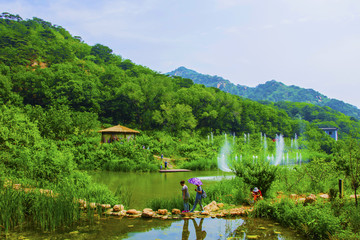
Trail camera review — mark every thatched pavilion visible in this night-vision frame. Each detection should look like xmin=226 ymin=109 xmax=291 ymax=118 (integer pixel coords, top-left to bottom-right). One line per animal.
xmin=98 ymin=125 xmax=140 ymax=143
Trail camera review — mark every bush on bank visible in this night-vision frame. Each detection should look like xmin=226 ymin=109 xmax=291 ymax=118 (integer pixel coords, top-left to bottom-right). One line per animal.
xmin=252 ymin=198 xmax=360 ymax=240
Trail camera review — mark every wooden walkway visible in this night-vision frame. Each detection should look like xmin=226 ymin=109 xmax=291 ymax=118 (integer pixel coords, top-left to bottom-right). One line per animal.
xmin=159 ymin=169 xmax=191 ymax=173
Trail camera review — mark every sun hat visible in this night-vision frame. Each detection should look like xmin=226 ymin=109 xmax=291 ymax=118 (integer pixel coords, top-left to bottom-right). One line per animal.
xmin=253 ymin=187 xmax=259 ymax=192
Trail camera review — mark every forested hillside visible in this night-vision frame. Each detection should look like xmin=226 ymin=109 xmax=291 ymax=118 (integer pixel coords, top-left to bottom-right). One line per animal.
xmin=168 ymin=66 xmax=360 ymax=119
xmin=1 ymin=12 xmax=303 ymax=138
xmin=1 ymin=12 xmax=360 ymax=180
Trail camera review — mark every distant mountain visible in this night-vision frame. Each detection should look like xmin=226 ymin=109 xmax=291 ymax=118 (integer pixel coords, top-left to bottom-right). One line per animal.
xmin=167 ymin=66 xmax=360 ymax=120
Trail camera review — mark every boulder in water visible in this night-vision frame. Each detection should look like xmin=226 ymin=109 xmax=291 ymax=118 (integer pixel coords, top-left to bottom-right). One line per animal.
xmin=204 ymin=201 xmax=219 ymax=212
xmin=141 ymin=208 xmax=154 ymax=218
xmin=113 ymin=204 xmax=124 ymax=212
xmin=172 ymin=208 xmax=181 ymax=214
xmin=126 ymin=209 xmax=139 ymax=215
xmin=157 ymin=209 xmax=168 ymax=215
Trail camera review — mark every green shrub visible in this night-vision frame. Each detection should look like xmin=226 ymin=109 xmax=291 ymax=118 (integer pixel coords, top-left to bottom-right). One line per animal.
xmin=233 ymin=157 xmax=277 ymax=196
xmin=178 ymin=158 xmax=217 ymax=170
xmin=253 ymin=199 xmax=342 ymax=239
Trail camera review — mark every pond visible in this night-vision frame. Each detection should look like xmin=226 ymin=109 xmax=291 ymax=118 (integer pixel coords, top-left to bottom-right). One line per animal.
xmin=89 ymin=170 xmax=235 ymax=209
xmin=5 ymin=171 xmax=306 ymax=239
xmin=8 ymin=216 xmax=305 ymax=239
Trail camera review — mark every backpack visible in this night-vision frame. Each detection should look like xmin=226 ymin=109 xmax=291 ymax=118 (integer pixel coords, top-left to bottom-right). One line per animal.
xmin=201 ymin=189 xmax=207 ymax=198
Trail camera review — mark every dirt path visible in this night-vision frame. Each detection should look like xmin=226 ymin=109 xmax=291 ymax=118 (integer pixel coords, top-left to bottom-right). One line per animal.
xmin=154 ymin=155 xmax=175 ymax=168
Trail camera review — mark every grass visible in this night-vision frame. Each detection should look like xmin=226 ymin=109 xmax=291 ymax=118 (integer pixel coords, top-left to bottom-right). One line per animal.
xmin=177 ymin=158 xmax=217 ymax=170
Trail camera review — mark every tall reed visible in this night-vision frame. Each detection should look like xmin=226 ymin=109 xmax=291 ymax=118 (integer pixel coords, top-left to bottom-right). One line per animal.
xmin=0 ymin=188 xmax=25 ymax=233
xmin=0 ymin=186 xmax=81 ymax=234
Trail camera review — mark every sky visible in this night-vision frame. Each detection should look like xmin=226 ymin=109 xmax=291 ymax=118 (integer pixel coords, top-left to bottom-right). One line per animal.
xmin=1 ymin=0 xmax=360 ymax=108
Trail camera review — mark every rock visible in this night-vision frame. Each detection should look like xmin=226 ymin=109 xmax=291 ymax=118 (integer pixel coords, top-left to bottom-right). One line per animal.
xmin=111 ymin=211 xmax=122 ymax=216
xmin=141 ymin=208 xmax=155 ymax=218
xmin=172 ymin=208 xmax=181 ymax=214
xmin=78 ymin=199 xmax=86 ymax=208
xmin=126 ymin=209 xmax=139 ymax=215
xmin=113 ymin=204 xmax=124 ymax=212
xmin=216 ymin=213 xmax=224 ymax=218
xmin=121 ymin=210 xmax=127 ymax=215
xmin=204 ymin=201 xmax=219 ymax=212
xmin=39 ymin=189 xmax=53 ymax=196
xmin=89 ymin=202 xmax=97 ymax=209
xmin=200 ymin=211 xmax=209 ymax=215
xmin=23 ymin=188 xmax=33 ymax=193
xmin=157 ymin=209 xmax=168 ymax=215
xmin=217 ymin=203 xmax=224 ymax=208
xmin=289 ymin=194 xmax=298 ymax=199
xmin=141 ymin=212 xmax=155 ymax=218
xmin=304 ymin=194 xmax=317 ymax=205
xmin=319 ymin=194 xmax=330 ymax=199
xmin=101 ymin=204 xmax=112 ymax=209
xmin=231 ymin=208 xmax=247 ymax=216
xmin=350 ymin=194 xmax=360 ymax=199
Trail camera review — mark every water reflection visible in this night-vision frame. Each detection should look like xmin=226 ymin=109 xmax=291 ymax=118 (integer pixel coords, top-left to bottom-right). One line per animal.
xmin=8 ymin=217 xmax=305 ymax=239
xmin=182 ymin=218 xmax=207 ymax=240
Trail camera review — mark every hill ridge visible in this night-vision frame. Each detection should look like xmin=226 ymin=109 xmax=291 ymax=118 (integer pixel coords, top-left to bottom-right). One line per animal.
xmin=167 ymin=66 xmax=360 ymax=119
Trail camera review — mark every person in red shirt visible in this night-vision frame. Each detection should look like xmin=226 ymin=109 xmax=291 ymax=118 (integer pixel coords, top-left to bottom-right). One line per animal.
xmin=252 ymin=187 xmax=263 ymax=201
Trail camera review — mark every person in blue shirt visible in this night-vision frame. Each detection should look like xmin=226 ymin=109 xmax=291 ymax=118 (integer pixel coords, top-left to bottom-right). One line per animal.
xmin=190 ymin=184 xmax=204 ymax=212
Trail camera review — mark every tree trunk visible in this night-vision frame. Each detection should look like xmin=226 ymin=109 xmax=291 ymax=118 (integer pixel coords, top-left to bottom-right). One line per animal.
xmin=355 ymin=187 xmax=358 ymax=207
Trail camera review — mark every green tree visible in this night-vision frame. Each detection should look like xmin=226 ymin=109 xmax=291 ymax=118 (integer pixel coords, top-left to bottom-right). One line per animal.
xmin=334 ymin=136 xmax=360 ymax=206
xmin=153 ymin=104 xmax=197 ymax=134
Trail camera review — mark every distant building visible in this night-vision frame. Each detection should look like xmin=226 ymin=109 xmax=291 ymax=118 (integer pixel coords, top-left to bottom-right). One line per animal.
xmin=319 ymin=127 xmax=338 ymax=141
xmin=98 ymin=125 xmax=140 ymax=143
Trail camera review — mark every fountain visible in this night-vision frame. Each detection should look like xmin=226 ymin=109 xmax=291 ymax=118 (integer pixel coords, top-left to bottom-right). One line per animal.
xmin=217 ymin=133 xmax=232 ymax=172
xmin=216 ymin=132 xmax=304 ymax=169
xmin=275 ymin=134 xmax=285 ymax=165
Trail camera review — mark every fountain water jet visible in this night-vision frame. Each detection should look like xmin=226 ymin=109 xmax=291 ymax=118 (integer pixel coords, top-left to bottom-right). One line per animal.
xmin=217 ymin=133 xmax=232 ymax=172
xmin=275 ymin=134 xmax=285 ymax=165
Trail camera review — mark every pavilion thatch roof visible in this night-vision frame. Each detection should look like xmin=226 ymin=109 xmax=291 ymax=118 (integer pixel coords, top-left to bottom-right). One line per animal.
xmin=97 ymin=125 xmax=140 ymax=134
